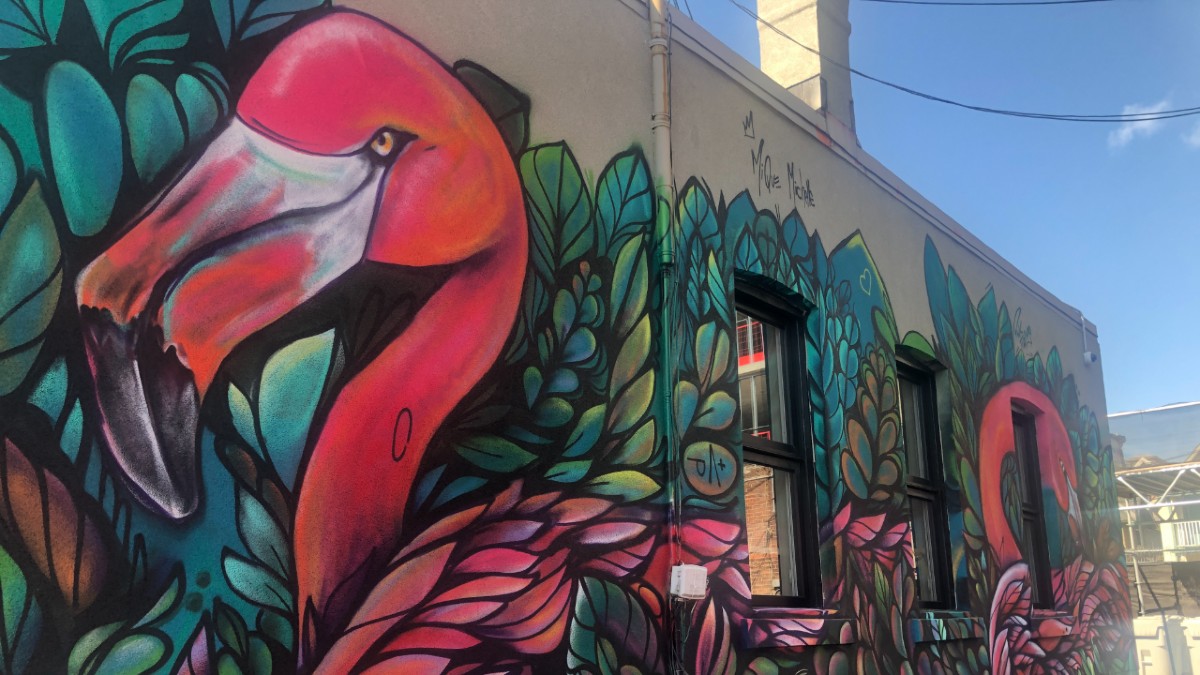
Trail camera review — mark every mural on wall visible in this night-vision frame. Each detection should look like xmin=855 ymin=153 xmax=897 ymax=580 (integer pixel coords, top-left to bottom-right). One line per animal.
xmin=0 ymin=2 xmax=1132 ymax=673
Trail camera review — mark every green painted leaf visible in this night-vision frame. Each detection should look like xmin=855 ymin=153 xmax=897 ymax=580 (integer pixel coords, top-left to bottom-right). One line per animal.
xmin=82 ymin=0 xmax=184 ymax=68
xmin=586 ymin=471 xmax=660 ymax=502
xmin=611 ymin=419 xmax=656 ymax=466
xmin=0 ymin=544 xmax=41 ymax=673
xmin=455 ymin=434 xmax=537 ymax=473
xmin=93 ymin=634 xmax=168 ymax=675
xmin=520 ymin=142 xmax=593 ymax=277
xmin=68 ymin=622 xmax=122 ymax=675
xmin=0 ymin=181 xmax=62 ymax=395
xmin=609 ymin=315 xmax=650 ymax=395
xmin=534 ymin=396 xmax=573 ymax=428
xmin=215 ymin=601 xmax=248 ymax=658
xmin=900 ymin=331 xmax=935 ymax=361
xmin=594 ymin=150 xmax=653 ymax=256
xmin=609 ymin=237 xmax=648 ymax=339
xmin=222 ymin=549 xmax=292 ymax=615
xmin=126 ymin=74 xmax=185 ymax=182
xmin=45 ymin=62 xmax=122 ymax=237
xmin=609 ymin=371 xmax=653 ymax=436
xmin=236 ymin=488 xmax=289 ymax=580
xmin=258 ymin=329 xmax=334 ymax=489
xmin=246 ymin=635 xmax=272 ymax=675
xmin=454 ymin=61 xmax=530 ymax=157
xmin=133 ymin=572 xmax=182 ymax=629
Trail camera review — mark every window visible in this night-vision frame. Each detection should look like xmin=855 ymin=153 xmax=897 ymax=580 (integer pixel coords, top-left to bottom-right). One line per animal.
xmin=898 ymin=365 xmax=953 ymax=608
xmin=737 ymin=290 xmax=818 ymax=606
xmin=1012 ymin=409 xmax=1053 ymax=607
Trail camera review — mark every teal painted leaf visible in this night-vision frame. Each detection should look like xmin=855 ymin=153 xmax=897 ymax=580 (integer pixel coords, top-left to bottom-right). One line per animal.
xmin=221 ymin=549 xmax=292 ymax=615
xmin=61 ymin=400 xmax=83 ymax=461
xmin=257 ymin=609 xmax=293 ymax=651
xmin=586 ymin=471 xmax=660 ymax=502
xmin=0 ymin=544 xmax=41 ymax=673
xmin=455 ymin=434 xmax=538 ymax=473
xmin=236 ymin=488 xmax=289 ymax=579
xmin=0 ymin=140 xmax=15 ymax=213
xmin=520 ymin=142 xmax=593 ymax=278
xmin=594 ymin=150 xmax=653 ymax=256
xmin=28 ymin=356 xmax=67 ymax=421
xmin=694 ymin=322 xmax=730 ymax=390
xmin=82 ymin=0 xmax=184 ymax=69
xmin=0 ymin=181 xmax=62 ymax=396
xmin=694 ymin=392 xmax=735 ymax=430
xmin=0 ymin=0 xmax=64 ymax=55
xmin=432 ymin=476 xmax=487 ymax=508
xmin=45 ymin=62 xmax=122 ymax=237
xmin=567 ymin=577 xmax=660 ymax=674
xmin=210 ymin=0 xmax=326 ymax=48
xmin=126 ymin=74 xmax=185 ymax=182
xmin=564 ymin=405 xmax=605 ymax=458
xmin=258 ymin=329 xmax=335 ymax=489
xmin=175 ymin=73 xmax=221 ymax=145
xmin=0 ymin=84 xmax=40 ymax=175
xmin=546 ymin=460 xmax=591 ymax=483
xmin=453 ymin=61 xmax=530 ymax=157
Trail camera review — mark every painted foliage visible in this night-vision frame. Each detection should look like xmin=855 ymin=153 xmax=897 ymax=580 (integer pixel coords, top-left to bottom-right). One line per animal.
xmin=0 ymin=3 xmax=1131 ymax=673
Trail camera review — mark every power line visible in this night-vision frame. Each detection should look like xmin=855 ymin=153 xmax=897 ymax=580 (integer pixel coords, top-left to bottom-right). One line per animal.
xmin=861 ymin=0 xmax=1117 ymax=6
xmin=723 ymin=0 xmax=1200 ymax=122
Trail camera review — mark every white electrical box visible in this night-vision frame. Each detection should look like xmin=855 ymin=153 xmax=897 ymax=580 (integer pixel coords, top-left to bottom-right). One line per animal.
xmin=670 ymin=564 xmax=708 ymax=600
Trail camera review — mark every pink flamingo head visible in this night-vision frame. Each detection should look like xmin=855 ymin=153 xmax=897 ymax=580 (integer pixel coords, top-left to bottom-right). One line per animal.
xmin=75 ymin=10 xmax=526 ymax=519
xmin=979 ymin=382 xmax=1081 ymax=569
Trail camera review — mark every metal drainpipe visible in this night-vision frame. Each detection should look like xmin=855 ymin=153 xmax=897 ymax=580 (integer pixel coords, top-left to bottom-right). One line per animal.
xmin=649 ymin=1 xmax=685 ymax=670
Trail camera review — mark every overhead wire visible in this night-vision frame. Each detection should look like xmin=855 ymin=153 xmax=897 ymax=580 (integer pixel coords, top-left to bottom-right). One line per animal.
xmin=861 ymin=0 xmax=1118 ymax=6
xmin=720 ymin=0 xmax=1200 ymax=122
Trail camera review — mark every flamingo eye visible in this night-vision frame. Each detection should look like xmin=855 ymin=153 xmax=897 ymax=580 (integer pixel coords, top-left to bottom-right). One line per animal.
xmin=369 ymin=129 xmax=410 ymax=160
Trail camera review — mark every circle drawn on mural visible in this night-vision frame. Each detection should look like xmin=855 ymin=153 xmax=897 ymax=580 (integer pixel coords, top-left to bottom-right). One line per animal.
xmin=683 ymin=441 xmax=736 ymax=497
xmin=392 ymin=408 xmax=413 ymax=462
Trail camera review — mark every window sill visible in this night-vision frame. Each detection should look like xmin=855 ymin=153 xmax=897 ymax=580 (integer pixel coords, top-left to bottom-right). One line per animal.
xmin=907 ymin=612 xmax=986 ymax=644
xmin=739 ymin=608 xmax=858 ymax=649
xmin=1029 ymin=610 xmax=1076 ymax=637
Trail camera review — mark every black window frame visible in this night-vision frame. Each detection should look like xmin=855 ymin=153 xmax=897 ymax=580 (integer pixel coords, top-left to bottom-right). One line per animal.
xmin=897 ymin=362 xmax=954 ymax=610
xmin=1012 ymin=408 xmax=1054 ymax=608
xmin=735 ymin=287 xmax=820 ymax=608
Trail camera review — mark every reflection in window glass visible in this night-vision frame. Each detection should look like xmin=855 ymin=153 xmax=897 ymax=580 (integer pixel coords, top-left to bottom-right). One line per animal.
xmin=737 ymin=311 xmax=786 ymax=442
xmin=899 ymin=377 xmax=929 ymax=480
xmin=743 ymin=461 xmax=796 ymax=597
xmin=910 ymin=497 xmax=937 ymax=602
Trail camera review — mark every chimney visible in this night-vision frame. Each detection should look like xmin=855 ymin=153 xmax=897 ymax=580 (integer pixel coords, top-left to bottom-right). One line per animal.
xmin=757 ymin=0 xmax=855 ymax=134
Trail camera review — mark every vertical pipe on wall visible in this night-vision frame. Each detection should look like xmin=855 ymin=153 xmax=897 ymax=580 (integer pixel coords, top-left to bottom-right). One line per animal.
xmin=649 ymin=1 xmax=685 ymax=670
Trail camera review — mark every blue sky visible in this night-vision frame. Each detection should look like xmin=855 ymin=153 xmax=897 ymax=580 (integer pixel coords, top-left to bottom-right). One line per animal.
xmin=682 ymin=0 xmax=1200 ymax=414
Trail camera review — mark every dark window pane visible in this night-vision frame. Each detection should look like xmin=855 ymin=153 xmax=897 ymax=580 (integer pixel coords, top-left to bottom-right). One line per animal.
xmin=743 ymin=461 xmax=796 ymax=596
xmin=737 ymin=310 xmax=787 ymax=443
xmin=911 ymin=496 xmax=939 ymax=603
xmin=899 ymin=375 xmax=929 ymax=480
xmin=1012 ymin=412 xmax=1038 ymax=507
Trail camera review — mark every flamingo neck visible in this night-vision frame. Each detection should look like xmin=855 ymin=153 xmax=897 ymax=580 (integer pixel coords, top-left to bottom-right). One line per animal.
xmin=292 ymin=236 xmax=526 ymax=657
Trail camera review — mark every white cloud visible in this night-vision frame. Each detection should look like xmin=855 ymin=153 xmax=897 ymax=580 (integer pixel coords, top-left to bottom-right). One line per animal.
xmin=1184 ymin=121 xmax=1200 ymax=149
xmin=1108 ymin=98 xmax=1172 ymax=149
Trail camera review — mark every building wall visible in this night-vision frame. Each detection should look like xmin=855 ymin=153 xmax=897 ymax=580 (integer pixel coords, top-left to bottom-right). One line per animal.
xmin=0 ymin=0 xmax=1131 ymax=672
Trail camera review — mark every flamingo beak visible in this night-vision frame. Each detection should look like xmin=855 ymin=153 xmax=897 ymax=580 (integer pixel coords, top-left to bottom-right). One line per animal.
xmin=77 ymin=120 xmax=387 ymax=519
